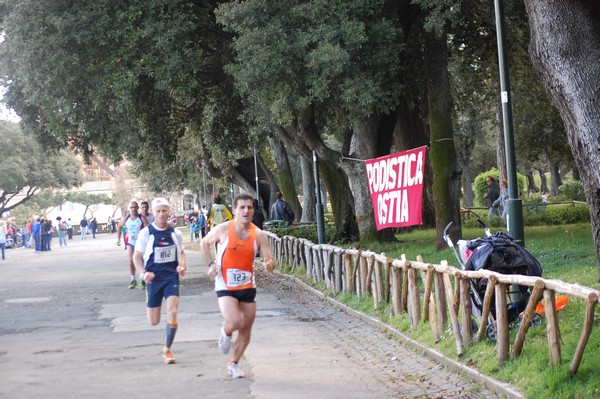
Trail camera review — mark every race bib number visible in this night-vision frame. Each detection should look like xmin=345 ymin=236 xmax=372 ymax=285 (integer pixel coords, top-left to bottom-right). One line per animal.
xmin=226 ymin=269 xmax=252 ymax=288
xmin=154 ymin=245 xmax=176 ymax=264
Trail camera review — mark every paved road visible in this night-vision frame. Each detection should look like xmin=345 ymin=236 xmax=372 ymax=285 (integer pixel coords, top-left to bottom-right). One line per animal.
xmin=0 ymin=233 xmax=506 ymax=398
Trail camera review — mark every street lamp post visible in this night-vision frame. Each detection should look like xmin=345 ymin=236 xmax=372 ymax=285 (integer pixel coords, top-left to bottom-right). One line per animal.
xmin=494 ymin=0 xmax=525 ymax=244
xmin=313 ymin=151 xmax=325 ymax=244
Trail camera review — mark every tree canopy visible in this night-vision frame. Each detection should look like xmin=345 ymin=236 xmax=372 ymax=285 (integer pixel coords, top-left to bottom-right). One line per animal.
xmin=0 ymin=121 xmax=83 ymax=214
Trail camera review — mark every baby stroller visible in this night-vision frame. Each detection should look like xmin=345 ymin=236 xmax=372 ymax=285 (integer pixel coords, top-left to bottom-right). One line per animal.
xmin=443 ymin=219 xmax=543 ymax=339
xmin=5 ymin=232 xmax=24 ymax=249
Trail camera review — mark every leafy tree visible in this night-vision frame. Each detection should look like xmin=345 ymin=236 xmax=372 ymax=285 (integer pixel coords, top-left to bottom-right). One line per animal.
xmin=0 ymin=121 xmax=83 ymax=214
xmin=64 ymin=192 xmax=112 ymax=218
xmin=217 ymin=0 xmax=406 ymax=242
xmin=0 ymin=0 xmax=253 ymax=197
xmin=524 ymin=0 xmax=600 ymax=280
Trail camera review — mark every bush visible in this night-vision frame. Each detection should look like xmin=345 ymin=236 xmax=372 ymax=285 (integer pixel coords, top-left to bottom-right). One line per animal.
xmin=267 ymin=222 xmax=335 ymax=243
xmin=559 ymin=181 xmax=586 ymax=201
xmin=474 ymin=168 xmax=526 ymax=206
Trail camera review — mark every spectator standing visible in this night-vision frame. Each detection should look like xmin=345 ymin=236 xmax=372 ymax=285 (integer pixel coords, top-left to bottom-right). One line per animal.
xmin=46 ymin=219 xmax=54 ymax=251
xmin=90 ymin=217 xmax=98 ymax=239
xmin=483 ymin=176 xmax=500 ymax=220
xmin=25 ymin=218 xmax=32 ymax=248
xmin=0 ymin=221 xmax=7 ymax=260
xmin=198 ymin=210 xmax=207 ymax=238
xmin=58 ymin=220 xmax=68 ymax=247
xmin=32 ymin=218 xmax=41 ymax=253
xmin=40 ymin=218 xmax=49 ymax=251
xmin=207 ymin=195 xmax=232 ymax=230
xmin=80 ymin=217 xmax=88 ymax=239
xmin=66 ymin=218 xmax=73 ymax=240
xmin=270 ymin=192 xmax=295 ymax=226
xmin=493 ymin=179 xmax=509 ymax=219
xmin=252 ymin=198 xmax=265 ymax=229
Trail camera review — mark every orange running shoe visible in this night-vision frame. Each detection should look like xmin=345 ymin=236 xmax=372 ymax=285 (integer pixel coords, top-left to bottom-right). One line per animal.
xmin=162 ymin=348 xmax=176 ymax=364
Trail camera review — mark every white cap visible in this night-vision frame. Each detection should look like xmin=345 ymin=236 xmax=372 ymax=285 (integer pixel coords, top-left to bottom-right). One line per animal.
xmin=151 ymin=197 xmax=170 ymax=209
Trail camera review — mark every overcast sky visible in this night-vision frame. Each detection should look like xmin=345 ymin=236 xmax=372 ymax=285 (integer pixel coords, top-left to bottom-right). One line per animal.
xmin=0 ymin=86 xmax=20 ymax=122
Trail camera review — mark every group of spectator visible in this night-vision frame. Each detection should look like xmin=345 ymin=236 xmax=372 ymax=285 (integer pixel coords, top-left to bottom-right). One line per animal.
xmin=182 ymin=191 xmax=295 ymax=243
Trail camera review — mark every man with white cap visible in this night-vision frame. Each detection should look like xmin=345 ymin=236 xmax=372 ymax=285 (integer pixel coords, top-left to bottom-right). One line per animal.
xmin=133 ymin=197 xmax=187 ymax=364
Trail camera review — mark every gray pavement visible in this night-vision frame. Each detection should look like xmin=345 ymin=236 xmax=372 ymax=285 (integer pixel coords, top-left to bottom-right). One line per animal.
xmin=0 ymin=233 xmax=509 ymax=398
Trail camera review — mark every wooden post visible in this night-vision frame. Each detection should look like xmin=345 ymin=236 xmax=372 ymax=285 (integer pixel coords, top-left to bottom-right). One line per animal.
xmin=422 ymin=265 xmax=434 ymax=322
xmin=407 ymin=263 xmax=421 ymax=328
xmin=453 ymin=273 xmax=461 ymax=315
xmin=290 ymin=238 xmax=297 ymax=272
xmin=460 ymin=276 xmax=473 ymax=347
xmin=344 ymin=253 xmax=354 ymax=293
xmin=544 ymin=289 xmax=562 ymax=366
xmin=434 ymin=272 xmax=447 ymax=336
xmin=402 ymin=263 xmax=410 ymax=312
xmin=391 ymin=266 xmax=401 ymax=315
xmin=331 ymin=250 xmax=340 ymax=294
xmin=384 ymin=258 xmax=391 ymax=303
xmin=312 ymin=247 xmax=322 ymax=283
xmin=365 ymin=255 xmax=374 ymax=297
xmin=512 ymin=279 xmax=545 ymax=358
xmin=429 ymin=291 xmax=440 ymax=343
xmin=570 ymin=292 xmax=598 ymax=374
xmin=359 ymin=252 xmax=367 ymax=296
xmin=475 ymin=275 xmax=497 ymax=342
xmin=374 ymin=259 xmax=384 ymax=306
xmin=305 ymin=245 xmax=313 ymax=280
xmin=495 ymin=283 xmax=509 ymax=365
xmin=443 ymin=272 xmax=464 ymax=356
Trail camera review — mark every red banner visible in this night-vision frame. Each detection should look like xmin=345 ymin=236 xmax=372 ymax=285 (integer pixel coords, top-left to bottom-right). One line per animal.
xmin=365 ymin=147 xmax=426 ymax=230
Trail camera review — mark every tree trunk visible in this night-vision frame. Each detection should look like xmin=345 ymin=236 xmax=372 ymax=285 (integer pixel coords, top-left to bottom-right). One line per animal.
xmin=273 ymin=118 xmax=359 ymax=242
xmin=536 ymin=168 xmax=549 ymax=194
xmin=269 ymin=137 xmax=302 ymax=222
xmin=526 ymin=171 xmax=538 ymax=194
xmin=339 ymin=116 xmax=396 ymax=242
xmin=425 ymin=31 xmax=462 ymax=249
xmin=300 ymin=155 xmax=316 ymax=222
xmin=393 ymin=99 xmax=436 ymax=228
xmin=524 ymin=0 xmax=600 ymax=280
xmin=544 ymin=150 xmax=562 ymax=197
xmin=462 ymin=167 xmax=475 ymax=207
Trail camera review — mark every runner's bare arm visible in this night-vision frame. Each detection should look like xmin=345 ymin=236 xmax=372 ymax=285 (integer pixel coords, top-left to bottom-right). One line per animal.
xmin=257 ymin=230 xmax=275 ymax=272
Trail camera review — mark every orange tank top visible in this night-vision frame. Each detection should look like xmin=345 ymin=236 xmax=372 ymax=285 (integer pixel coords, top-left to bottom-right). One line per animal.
xmin=217 ymin=221 xmax=257 ymax=291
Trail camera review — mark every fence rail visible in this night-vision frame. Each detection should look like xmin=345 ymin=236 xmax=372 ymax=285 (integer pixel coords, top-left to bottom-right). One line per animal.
xmin=266 ymin=232 xmax=599 ymax=374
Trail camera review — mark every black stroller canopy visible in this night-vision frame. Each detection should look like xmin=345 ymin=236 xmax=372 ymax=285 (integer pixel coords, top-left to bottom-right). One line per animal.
xmin=466 ymin=232 xmax=543 ymax=277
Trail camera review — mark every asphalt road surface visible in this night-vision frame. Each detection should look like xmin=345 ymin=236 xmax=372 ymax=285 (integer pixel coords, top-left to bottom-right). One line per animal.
xmin=0 ymin=233 xmax=505 ymax=398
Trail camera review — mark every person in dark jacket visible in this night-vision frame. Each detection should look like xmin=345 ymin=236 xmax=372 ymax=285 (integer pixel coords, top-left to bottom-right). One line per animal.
xmin=252 ymin=199 xmax=265 ymax=230
xmin=484 ymin=176 xmax=501 ymax=220
xmin=270 ymin=192 xmax=295 ymax=227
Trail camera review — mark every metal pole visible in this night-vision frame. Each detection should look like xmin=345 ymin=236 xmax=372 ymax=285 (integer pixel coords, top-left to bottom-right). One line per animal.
xmin=494 ymin=0 xmax=524 ymax=244
xmin=313 ymin=151 xmax=325 ymax=244
xmin=253 ymin=148 xmax=260 ymax=200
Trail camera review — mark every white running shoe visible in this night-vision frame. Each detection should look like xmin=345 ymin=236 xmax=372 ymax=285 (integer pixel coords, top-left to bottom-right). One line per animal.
xmin=228 ymin=361 xmax=244 ymax=378
xmin=218 ymin=327 xmax=231 ymax=354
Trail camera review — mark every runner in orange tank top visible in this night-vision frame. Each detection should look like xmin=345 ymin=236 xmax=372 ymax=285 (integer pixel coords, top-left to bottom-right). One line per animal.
xmin=200 ymin=193 xmax=275 ymax=378
xmin=215 ymin=221 xmax=257 ymax=291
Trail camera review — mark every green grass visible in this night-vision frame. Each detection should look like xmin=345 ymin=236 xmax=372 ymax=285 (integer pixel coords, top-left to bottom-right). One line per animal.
xmin=330 ymin=223 xmax=600 ymax=398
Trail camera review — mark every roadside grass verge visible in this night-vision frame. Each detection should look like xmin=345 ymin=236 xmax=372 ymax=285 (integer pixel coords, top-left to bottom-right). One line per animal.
xmin=187 ymin=221 xmax=599 ymax=398
xmin=286 ymin=223 xmax=600 ymax=398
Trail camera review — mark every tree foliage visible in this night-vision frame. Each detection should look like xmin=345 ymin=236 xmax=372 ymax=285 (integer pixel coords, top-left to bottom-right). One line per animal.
xmin=0 ymin=121 xmax=83 ymax=214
